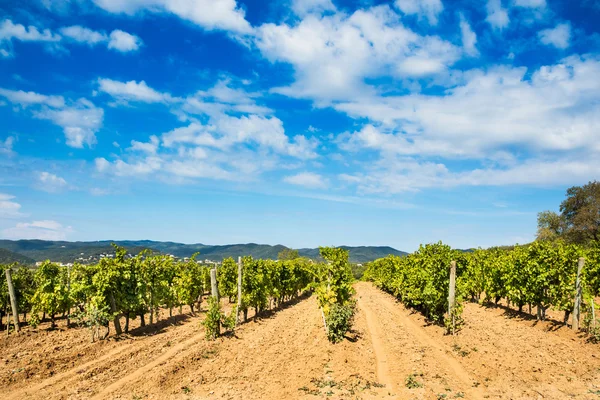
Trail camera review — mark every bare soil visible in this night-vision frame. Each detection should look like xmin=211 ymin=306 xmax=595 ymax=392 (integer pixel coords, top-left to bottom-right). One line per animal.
xmin=1 ymin=283 xmax=599 ymax=399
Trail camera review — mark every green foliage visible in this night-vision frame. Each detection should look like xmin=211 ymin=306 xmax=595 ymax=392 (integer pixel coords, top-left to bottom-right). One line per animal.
xmin=277 ymin=248 xmax=299 ymax=260
xmin=405 ymin=373 xmax=423 ymax=389
xmin=367 ymin=240 xmax=600 ymax=336
xmin=365 ymin=242 xmax=461 ymax=325
xmin=29 ymin=261 xmax=70 ymax=327
xmin=315 ymin=247 xmax=356 ymax=342
xmin=203 ymin=296 xmax=222 ymax=340
xmin=325 ymin=301 xmax=356 ymax=343
xmin=218 ymin=257 xmax=238 ymax=301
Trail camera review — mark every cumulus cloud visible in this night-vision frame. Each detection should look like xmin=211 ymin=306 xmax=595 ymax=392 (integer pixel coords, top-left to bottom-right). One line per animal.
xmin=340 ymin=156 xmax=600 ymax=193
xmin=0 ymin=87 xmax=103 ymax=148
xmin=1 ymin=19 xmax=142 ymax=56
xmin=92 ymin=0 xmax=252 ymax=34
xmin=538 ymin=23 xmax=571 ymax=49
xmin=291 ymin=0 xmax=336 ymax=16
xmin=255 ymin=5 xmax=460 ymax=103
xmin=60 ymin=25 xmax=107 ymax=45
xmin=394 ymin=0 xmax=444 ymax=25
xmin=34 ymin=98 xmax=104 ymax=148
xmin=459 ymin=14 xmax=478 ymax=57
xmin=0 ymin=19 xmax=60 ymax=42
xmin=513 ymin=0 xmax=546 ymax=8
xmin=337 ymin=56 xmax=600 ymax=156
xmin=37 ymin=172 xmax=68 ymax=192
xmin=486 ymin=0 xmax=509 ymax=30
xmin=98 ymin=78 xmax=170 ymax=103
xmin=0 ymin=193 xmax=24 ymax=218
xmin=2 ymin=220 xmax=74 ymax=240
xmin=0 ymin=88 xmax=65 ymax=108
xmin=108 ymin=30 xmax=142 ymax=52
xmin=333 ymin=55 xmax=600 ymax=190
xmin=0 ymin=136 xmax=15 ymax=155
xmin=94 ymin=75 xmax=318 ymax=182
xmin=284 ymin=172 xmax=327 ymax=188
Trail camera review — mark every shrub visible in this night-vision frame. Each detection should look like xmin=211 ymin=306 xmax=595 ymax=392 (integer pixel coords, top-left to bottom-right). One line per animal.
xmin=325 ymin=300 xmax=356 ymax=343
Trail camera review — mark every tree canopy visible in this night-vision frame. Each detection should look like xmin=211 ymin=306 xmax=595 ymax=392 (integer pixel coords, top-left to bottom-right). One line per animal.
xmin=537 ymin=181 xmax=600 ymax=245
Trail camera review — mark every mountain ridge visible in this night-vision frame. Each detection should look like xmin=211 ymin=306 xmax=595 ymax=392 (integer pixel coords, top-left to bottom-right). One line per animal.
xmin=0 ymin=239 xmax=407 ymax=264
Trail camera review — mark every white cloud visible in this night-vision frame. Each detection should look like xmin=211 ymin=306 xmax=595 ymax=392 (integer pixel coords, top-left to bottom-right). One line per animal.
xmin=108 ymin=29 xmax=142 ymax=52
xmin=130 ymin=135 xmax=159 ymax=153
xmin=255 ymin=5 xmax=460 ymax=103
xmin=0 ymin=88 xmax=65 ymax=108
xmin=92 ymin=0 xmax=252 ymax=34
xmin=538 ymin=23 xmax=571 ymax=49
xmin=337 ymin=56 xmax=600 ymax=158
xmin=98 ymin=78 xmax=170 ymax=103
xmin=333 ymin=55 xmax=600 ymax=191
xmin=60 ymin=25 xmax=107 ymax=45
xmin=0 ymin=193 xmax=24 ymax=218
xmin=394 ymin=0 xmax=444 ymax=25
xmin=161 ymin=114 xmax=317 ymax=158
xmin=0 ymin=19 xmax=61 ymax=42
xmin=486 ymin=0 xmax=509 ymax=30
xmin=0 ymin=136 xmax=14 ymax=155
xmin=340 ymin=156 xmax=600 ymax=193
xmin=34 ymin=98 xmax=104 ymax=148
xmin=0 ymin=87 xmax=103 ymax=148
xmin=1 ymin=20 xmax=142 ymax=56
xmin=37 ymin=171 xmax=68 ymax=192
xmin=292 ymin=0 xmax=336 ymax=16
xmin=513 ymin=0 xmax=546 ymax=8
xmin=284 ymin=172 xmax=327 ymax=188
xmin=2 ymin=220 xmax=74 ymax=240
xmin=459 ymin=14 xmax=478 ymax=57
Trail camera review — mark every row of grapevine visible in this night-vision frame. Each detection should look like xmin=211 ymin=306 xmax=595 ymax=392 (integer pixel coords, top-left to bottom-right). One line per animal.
xmin=365 ymin=241 xmax=600 ymax=336
xmin=2 ymin=246 xmax=344 ymax=342
xmin=364 ymin=242 xmax=461 ymax=328
xmin=314 ymin=247 xmax=356 ymax=343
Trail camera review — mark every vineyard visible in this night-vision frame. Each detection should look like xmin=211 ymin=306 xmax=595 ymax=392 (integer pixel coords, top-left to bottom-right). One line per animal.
xmin=1 ymin=245 xmax=355 ymax=343
xmin=364 ymin=241 xmax=600 ymax=338
xmin=1 ymin=242 xmax=600 ymax=399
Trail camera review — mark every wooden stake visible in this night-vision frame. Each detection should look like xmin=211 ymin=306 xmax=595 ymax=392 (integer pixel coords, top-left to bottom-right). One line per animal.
xmin=210 ymin=268 xmax=219 ymax=301
xmin=591 ymin=299 xmax=596 ymax=330
xmin=572 ymin=257 xmax=584 ymax=331
xmin=66 ymin=265 xmax=71 ymax=328
xmin=5 ymin=269 xmax=20 ymax=333
xmin=235 ymin=256 xmax=242 ymax=326
xmin=448 ymin=261 xmax=456 ymax=335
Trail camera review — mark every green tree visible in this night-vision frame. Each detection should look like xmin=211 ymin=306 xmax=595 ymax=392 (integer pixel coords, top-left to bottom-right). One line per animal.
xmin=536 ymin=211 xmax=565 ymax=241
xmin=560 ymin=181 xmax=600 ymax=244
xmin=278 ymin=248 xmax=299 ymax=260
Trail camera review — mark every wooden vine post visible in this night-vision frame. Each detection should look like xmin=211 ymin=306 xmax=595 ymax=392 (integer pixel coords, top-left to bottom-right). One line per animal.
xmin=235 ymin=256 xmax=243 ymax=326
xmin=210 ymin=268 xmax=219 ymax=300
xmin=5 ymin=269 xmax=20 ymax=334
xmin=448 ymin=261 xmax=456 ymax=335
xmin=210 ymin=268 xmax=220 ymax=336
xmin=572 ymin=257 xmax=585 ymax=331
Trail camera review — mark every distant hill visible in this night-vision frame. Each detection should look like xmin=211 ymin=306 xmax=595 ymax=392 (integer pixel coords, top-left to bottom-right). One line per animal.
xmin=0 ymin=248 xmax=36 ymax=265
xmin=0 ymin=240 xmax=407 ymax=264
xmin=297 ymin=246 xmax=408 ymax=264
xmin=0 ymin=240 xmax=152 ymax=264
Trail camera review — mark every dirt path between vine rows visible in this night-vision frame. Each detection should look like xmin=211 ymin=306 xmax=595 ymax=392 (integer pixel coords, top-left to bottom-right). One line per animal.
xmin=2 ymin=282 xmax=600 ymax=399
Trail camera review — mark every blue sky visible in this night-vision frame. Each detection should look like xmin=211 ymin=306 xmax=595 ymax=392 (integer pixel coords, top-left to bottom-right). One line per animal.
xmin=0 ymin=0 xmax=599 ymax=251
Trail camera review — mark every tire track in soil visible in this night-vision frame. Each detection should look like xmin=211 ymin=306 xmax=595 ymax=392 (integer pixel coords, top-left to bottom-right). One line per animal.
xmin=4 ymin=340 xmax=142 ymax=400
xmin=91 ymin=331 xmax=206 ymax=399
xmin=4 ymin=314 xmax=202 ymax=400
xmin=355 ymin=282 xmax=485 ymax=399
xmin=357 ymin=296 xmax=394 ymax=392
